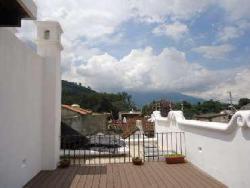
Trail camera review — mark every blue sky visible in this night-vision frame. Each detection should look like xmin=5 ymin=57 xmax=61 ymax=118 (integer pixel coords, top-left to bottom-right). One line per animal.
xmin=18 ymin=0 xmax=250 ymax=102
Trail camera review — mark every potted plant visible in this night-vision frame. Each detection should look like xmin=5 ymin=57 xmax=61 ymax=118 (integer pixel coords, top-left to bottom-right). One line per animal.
xmin=58 ymin=158 xmax=70 ymax=168
xmin=164 ymin=153 xmax=185 ymax=164
xmin=132 ymin=157 xmax=143 ymax=165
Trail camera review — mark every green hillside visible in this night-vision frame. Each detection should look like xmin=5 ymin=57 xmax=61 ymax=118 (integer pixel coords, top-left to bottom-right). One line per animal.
xmin=62 ymin=80 xmax=135 ymax=118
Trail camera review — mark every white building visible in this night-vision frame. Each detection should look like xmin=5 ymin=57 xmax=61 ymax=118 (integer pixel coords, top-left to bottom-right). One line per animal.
xmin=152 ymin=110 xmax=250 ymax=188
xmin=1 ymin=1 xmax=250 ymax=188
xmin=0 ymin=1 xmax=62 ymax=187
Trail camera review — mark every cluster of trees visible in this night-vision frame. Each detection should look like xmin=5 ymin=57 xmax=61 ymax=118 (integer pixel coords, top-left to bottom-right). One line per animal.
xmin=174 ymin=100 xmax=228 ymax=119
xmin=62 ymin=80 xmax=136 ymax=118
xmin=142 ymin=98 xmax=250 ymax=119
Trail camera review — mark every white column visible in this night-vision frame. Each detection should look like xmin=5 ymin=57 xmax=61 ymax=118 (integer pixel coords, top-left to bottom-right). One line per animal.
xmin=36 ymin=21 xmax=63 ymax=170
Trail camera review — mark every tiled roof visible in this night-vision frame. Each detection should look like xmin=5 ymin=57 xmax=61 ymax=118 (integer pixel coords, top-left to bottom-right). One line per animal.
xmin=62 ymin=104 xmax=92 ymax=115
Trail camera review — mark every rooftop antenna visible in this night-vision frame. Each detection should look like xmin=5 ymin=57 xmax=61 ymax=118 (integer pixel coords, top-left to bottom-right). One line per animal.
xmin=227 ymin=91 xmax=237 ymax=112
xmin=169 ymin=101 xmax=172 ymax=111
xmin=228 ymin=91 xmax=233 ymax=106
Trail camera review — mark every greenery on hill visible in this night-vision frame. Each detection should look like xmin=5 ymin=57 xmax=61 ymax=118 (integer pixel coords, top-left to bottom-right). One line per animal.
xmin=142 ymin=98 xmax=250 ymax=119
xmin=62 ymin=80 xmax=136 ymax=118
xmin=174 ymin=100 xmax=228 ymax=119
xmin=62 ymin=80 xmax=250 ymax=120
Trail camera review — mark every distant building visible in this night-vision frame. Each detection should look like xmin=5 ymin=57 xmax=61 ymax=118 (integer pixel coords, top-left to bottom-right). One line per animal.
xmin=152 ymin=100 xmax=172 ymax=117
xmin=118 ymin=109 xmax=142 ymax=120
xmin=240 ymin=103 xmax=250 ymax=110
xmin=195 ymin=113 xmax=229 ymax=123
xmin=62 ymin=104 xmax=92 ymax=116
xmin=62 ymin=104 xmax=109 ymax=135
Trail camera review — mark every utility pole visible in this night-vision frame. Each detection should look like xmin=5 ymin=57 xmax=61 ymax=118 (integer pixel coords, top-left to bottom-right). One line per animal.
xmin=228 ymin=91 xmax=237 ymax=112
xmin=228 ymin=91 xmax=233 ymax=106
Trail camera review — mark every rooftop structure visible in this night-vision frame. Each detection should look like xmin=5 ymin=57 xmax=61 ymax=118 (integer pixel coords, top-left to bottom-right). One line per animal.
xmin=62 ymin=104 xmax=92 ymax=116
xmin=152 ymin=110 xmax=250 ymax=187
xmin=62 ymin=104 xmax=108 ymax=136
xmin=0 ymin=0 xmax=37 ymax=26
xmin=241 ymin=103 xmax=250 ymax=110
xmin=24 ymin=162 xmax=226 ymax=188
xmin=118 ymin=110 xmax=142 ymax=120
xmin=195 ymin=113 xmax=229 ymax=122
xmin=1 ymin=1 xmax=250 ymax=188
xmin=152 ymin=100 xmax=172 ymax=117
xmin=0 ymin=1 xmax=63 ymax=187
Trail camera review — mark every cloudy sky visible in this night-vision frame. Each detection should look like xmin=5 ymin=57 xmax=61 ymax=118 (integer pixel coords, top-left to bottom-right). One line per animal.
xmin=18 ymin=0 xmax=250 ymax=102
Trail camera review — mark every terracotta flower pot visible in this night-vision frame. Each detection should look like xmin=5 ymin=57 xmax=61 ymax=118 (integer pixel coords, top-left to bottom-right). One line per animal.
xmin=58 ymin=159 xmax=70 ymax=168
xmin=165 ymin=156 xmax=185 ymax=164
xmin=132 ymin=157 xmax=143 ymax=165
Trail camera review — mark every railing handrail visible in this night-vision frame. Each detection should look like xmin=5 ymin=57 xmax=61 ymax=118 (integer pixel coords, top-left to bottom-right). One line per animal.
xmin=60 ymin=132 xmax=186 ymax=165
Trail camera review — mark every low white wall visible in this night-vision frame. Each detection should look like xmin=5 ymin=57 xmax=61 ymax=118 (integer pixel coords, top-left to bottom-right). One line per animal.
xmin=0 ymin=23 xmax=62 ymax=187
xmin=0 ymin=28 xmax=44 ymax=188
xmin=153 ymin=110 xmax=250 ymax=188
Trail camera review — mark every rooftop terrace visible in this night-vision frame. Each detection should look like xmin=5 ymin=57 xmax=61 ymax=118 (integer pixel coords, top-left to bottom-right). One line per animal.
xmin=24 ymin=162 xmax=226 ymax=188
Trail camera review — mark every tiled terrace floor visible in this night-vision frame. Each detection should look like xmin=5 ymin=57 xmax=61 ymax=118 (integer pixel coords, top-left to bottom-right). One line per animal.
xmin=24 ymin=162 xmax=226 ymax=188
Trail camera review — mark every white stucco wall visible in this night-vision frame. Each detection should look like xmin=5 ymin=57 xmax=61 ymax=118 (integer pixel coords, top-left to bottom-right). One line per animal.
xmin=0 ymin=21 xmax=62 ymax=188
xmin=153 ymin=110 xmax=250 ymax=188
xmin=36 ymin=21 xmax=62 ymax=170
xmin=0 ymin=28 xmax=44 ymax=188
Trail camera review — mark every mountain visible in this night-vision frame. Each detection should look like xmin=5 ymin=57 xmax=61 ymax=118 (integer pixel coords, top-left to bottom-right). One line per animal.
xmin=129 ymin=91 xmax=204 ymax=107
xmin=62 ymin=80 xmax=204 ymax=110
xmin=62 ymin=80 xmax=134 ymax=118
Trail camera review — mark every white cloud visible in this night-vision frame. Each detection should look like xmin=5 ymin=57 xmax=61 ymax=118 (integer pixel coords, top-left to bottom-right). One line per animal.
xmin=72 ymin=47 xmax=227 ymax=94
xmin=192 ymin=44 xmax=234 ymax=59
xmin=152 ymin=22 xmax=189 ymax=40
xmin=218 ymin=26 xmax=242 ymax=42
xmin=186 ymin=68 xmax=250 ymax=102
xmin=34 ymin=0 xmax=132 ymax=40
xmin=17 ymin=0 xmax=134 ymax=78
xmin=15 ymin=0 xmax=250 ymax=102
xmin=218 ymin=20 xmax=250 ymax=42
xmin=130 ymin=0 xmax=213 ymax=22
xmin=64 ymin=46 xmax=250 ymax=102
xmin=219 ymin=0 xmax=250 ymax=21
xmin=130 ymin=0 xmax=250 ymax=23
xmin=18 ymin=0 xmax=250 ymax=42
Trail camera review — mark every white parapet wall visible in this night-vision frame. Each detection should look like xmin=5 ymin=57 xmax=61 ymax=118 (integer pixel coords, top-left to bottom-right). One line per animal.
xmin=0 ymin=21 xmax=62 ymax=188
xmin=0 ymin=28 xmax=43 ymax=188
xmin=152 ymin=110 xmax=250 ymax=188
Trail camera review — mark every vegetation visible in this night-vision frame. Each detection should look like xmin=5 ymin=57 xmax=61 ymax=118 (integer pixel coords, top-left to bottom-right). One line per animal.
xmin=174 ymin=100 xmax=228 ymax=119
xmin=142 ymin=104 xmax=153 ymax=117
xmin=238 ymin=98 xmax=250 ymax=108
xmin=164 ymin=153 xmax=185 ymax=158
xmin=62 ymin=80 xmax=136 ymax=119
xmin=132 ymin=157 xmax=143 ymax=165
xmin=142 ymin=98 xmax=250 ymax=119
xmin=62 ymin=80 xmax=250 ymax=120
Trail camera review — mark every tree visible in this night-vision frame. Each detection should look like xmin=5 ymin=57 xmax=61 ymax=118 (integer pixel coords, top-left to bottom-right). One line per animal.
xmin=142 ymin=104 xmax=152 ymax=116
xmin=62 ymin=80 xmax=136 ymax=119
xmin=238 ymin=98 xmax=250 ymax=108
xmin=98 ymin=97 xmax=113 ymax=112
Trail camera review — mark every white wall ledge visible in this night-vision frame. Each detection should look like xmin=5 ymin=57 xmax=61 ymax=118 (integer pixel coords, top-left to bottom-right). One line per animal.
xmin=153 ymin=110 xmax=250 ymax=133
xmin=152 ymin=110 xmax=250 ymax=187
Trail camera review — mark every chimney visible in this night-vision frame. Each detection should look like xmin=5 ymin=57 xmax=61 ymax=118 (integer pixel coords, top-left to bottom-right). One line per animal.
xmin=36 ymin=21 xmax=63 ymax=170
